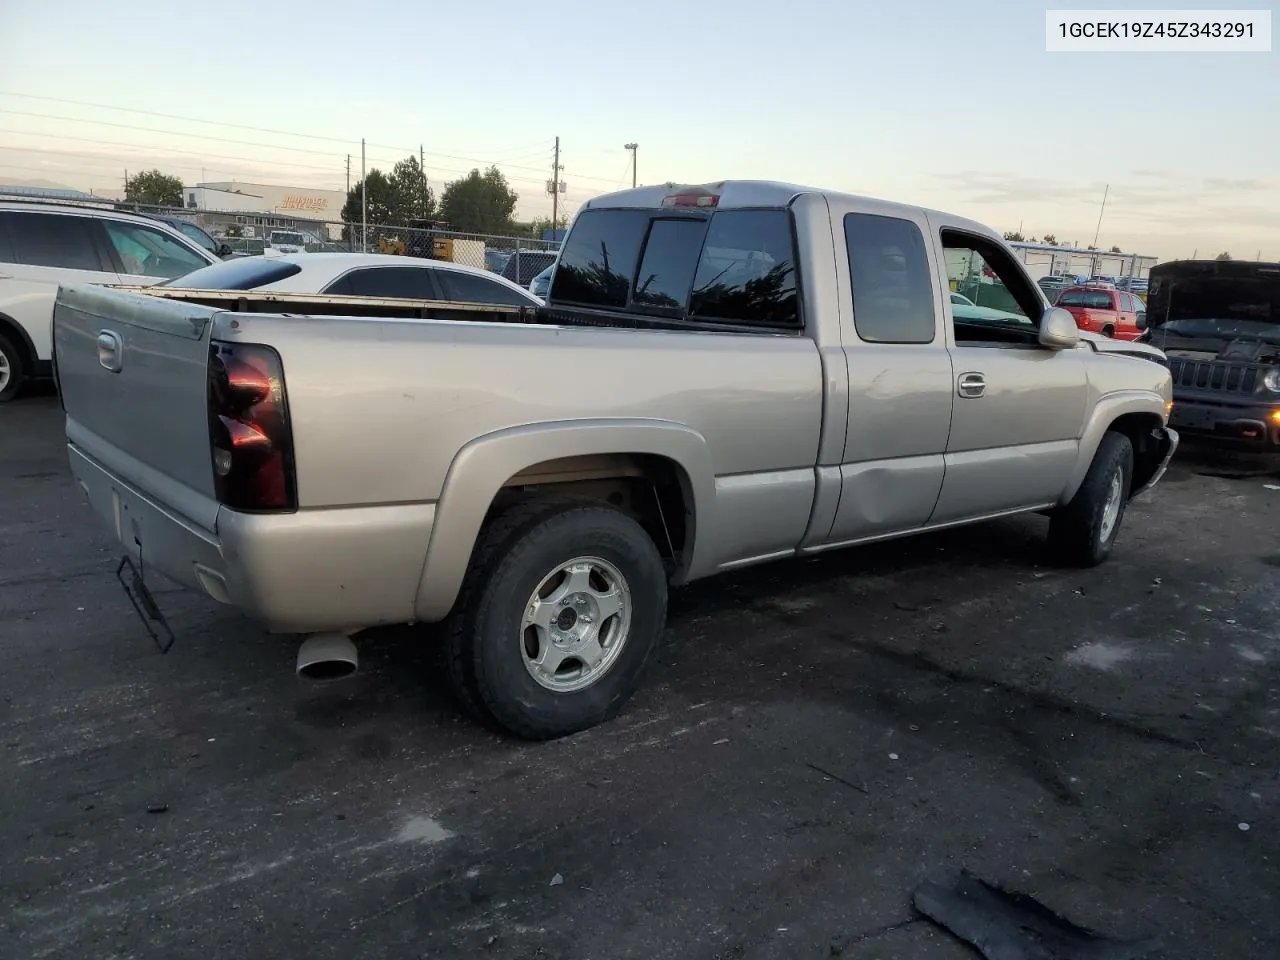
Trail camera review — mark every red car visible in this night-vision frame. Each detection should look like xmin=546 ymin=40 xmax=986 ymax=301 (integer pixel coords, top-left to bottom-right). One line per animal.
xmin=1055 ymin=286 xmax=1147 ymax=340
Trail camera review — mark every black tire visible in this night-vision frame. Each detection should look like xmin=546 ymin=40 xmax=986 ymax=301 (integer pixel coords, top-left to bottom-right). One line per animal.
xmin=0 ymin=332 xmax=26 ymax=402
xmin=1048 ymin=431 xmax=1133 ymax=567
xmin=1101 ymin=324 xmax=1116 ymax=339
xmin=446 ymin=497 xmax=667 ymax=740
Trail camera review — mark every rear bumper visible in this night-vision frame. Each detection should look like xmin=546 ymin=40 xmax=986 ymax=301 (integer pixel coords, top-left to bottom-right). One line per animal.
xmin=1168 ymin=398 xmax=1280 ymax=447
xmin=68 ymin=444 xmax=437 ymax=634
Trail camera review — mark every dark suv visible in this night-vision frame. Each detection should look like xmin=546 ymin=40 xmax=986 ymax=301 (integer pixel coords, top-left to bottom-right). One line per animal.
xmin=1145 ymin=259 xmax=1280 ymax=446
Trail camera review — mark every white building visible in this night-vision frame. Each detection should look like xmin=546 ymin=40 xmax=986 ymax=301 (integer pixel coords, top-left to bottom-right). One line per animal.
xmin=1008 ymin=241 xmax=1157 ymax=281
xmin=183 ymin=181 xmax=347 ymax=240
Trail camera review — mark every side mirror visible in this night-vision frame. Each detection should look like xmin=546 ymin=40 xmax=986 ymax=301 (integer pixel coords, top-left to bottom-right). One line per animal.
xmin=1135 ymin=313 xmax=1147 ymax=331
xmin=1039 ymin=307 xmax=1081 ymax=350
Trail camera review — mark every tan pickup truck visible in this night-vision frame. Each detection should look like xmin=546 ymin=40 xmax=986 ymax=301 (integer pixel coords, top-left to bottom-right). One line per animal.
xmin=52 ymin=180 xmax=1178 ymax=739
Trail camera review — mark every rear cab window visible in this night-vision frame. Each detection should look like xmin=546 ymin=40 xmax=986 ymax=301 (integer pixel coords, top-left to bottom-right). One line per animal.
xmin=161 ymin=258 xmax=303 ymax=290
xmin=548 ymin=206 xmax=800 ymax=331
xmin=844 ymin=213 xmax=936 ymax=343
xmin=1058 ymin=289 xmax=1117 ymax=310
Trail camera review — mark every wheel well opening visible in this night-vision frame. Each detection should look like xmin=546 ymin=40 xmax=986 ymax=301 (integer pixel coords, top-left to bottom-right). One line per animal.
xmin=496 ymin=453 xmax=693 ymax=573
xmin=0 ymin=315 xmax=35 ymax=367
xmin=1108 ymin=412 xmax=1165 ymax=494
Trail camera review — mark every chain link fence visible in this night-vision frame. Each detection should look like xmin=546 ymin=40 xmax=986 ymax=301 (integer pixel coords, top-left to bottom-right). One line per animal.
xmin=333 ymin=222 xmax=559 ymax=284
xmin=6 ymin=192 xmax=561 ymax=282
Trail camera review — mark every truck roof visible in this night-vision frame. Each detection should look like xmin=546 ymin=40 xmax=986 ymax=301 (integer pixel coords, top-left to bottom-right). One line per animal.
xmin=582 ymin=180 xmax=997 ymax=239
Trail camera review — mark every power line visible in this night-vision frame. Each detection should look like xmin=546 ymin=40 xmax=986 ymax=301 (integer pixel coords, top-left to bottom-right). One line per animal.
xmin=0 ymin=95 xmax=631 ymax=187
xmin=0 ymin=90 xmax=551 ymax=158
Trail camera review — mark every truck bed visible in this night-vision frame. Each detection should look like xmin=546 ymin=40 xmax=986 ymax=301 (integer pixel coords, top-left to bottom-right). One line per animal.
xmin=107 ymin=285 xmax=539 ymax=324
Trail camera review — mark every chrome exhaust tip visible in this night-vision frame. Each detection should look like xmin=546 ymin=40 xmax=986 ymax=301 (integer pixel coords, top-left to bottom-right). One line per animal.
xmin=296 ymin=633 xmax=358 ymax=681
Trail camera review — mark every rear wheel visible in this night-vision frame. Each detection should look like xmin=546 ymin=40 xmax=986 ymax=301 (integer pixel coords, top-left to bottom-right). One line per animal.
xmin=0 ymin=332 xmax=26 ymax=402
xmin=1048 ymin=431 xmax=1133 ymax=567
xmin=446 ymin=497 xmax=667 ymax=740
xmin=1100 ymin=324 xmax=1116 ymax=338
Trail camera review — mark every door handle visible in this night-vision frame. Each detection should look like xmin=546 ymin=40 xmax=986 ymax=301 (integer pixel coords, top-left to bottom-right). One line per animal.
xmin=957 ymin=372 xmax=985 ymax=398
xmin=97 ymin=330 xmax=123 ymax=373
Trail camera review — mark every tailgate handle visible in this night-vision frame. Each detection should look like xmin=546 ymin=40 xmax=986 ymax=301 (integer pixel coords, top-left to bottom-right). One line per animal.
xmin=97 ymin=331 xmax=123 ymax=373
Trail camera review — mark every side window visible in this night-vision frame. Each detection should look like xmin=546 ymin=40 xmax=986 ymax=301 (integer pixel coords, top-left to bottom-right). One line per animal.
xmin=941 ymin=231 xmax=1042 ymax=343
xmin=844 ymin=213 xmax=935 ymax=344
xmin=7 ymin=212 xmax=109 ymax=271
xmin=342 ymin=267 xmax=441 ymax=299
xmin=438 ymin=271 xmax=533 ymax=307
xmin=0 ymin=213 xmax=15 ymax=264
xmin=633 ymin=218 xmax=707 ymax=311
xmin=104 ymin=222 xmax=209 ymax=279
xmin=550 ymin=209 xmax=648 ymax=308
xmin=689 ymin=210 xmax=798 ymax=328
xmin=321 ymin=274 xmax=353 ymax=296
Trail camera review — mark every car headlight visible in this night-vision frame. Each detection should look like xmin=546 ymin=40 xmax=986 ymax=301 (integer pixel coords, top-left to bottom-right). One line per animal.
xmin=1265 ymin=369 xmax=1280 ymax=393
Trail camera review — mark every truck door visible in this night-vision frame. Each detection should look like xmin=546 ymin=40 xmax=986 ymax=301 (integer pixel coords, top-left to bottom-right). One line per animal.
xmin=823 ymin=209 xmax=954 ymax=544
xmin=928 ymin=222 xmax=1087 ymax=524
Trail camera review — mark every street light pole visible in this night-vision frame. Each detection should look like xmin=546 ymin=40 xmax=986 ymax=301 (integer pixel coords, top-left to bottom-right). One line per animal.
xmin=624 ymin=143 xmax=638 ymax=188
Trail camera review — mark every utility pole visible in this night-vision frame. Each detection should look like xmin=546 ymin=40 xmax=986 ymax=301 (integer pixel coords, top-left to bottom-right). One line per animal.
xmin=551 ymin=136 xmax=563 ymax=233
xmin=361 ymin=138 xmax=367 ymax=253
xmin=1091 ymin=183 xmax=1109 ymax=249
xmin=346 ymin=154 xmax=350 ymax=195
xmin=624 ymin=143 xmax=638 ymax=188
xmin=420 ymin=144 xmax=427 ymax=217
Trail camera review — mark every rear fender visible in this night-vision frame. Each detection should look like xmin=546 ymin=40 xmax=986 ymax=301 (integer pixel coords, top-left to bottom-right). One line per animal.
xmin=1058 ymin=390 xmax=1166 ymax=504
xmin=413 ymin=419 xmax=716 ymax=621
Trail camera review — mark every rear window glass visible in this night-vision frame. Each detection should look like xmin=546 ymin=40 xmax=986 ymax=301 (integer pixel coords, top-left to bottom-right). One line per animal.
xmin=689 ymin=210 xmax=799 ymax=328
xmin=634 ymin=219 xmax=708 ymax=310
xmin=162 ymin=258 xmax=302 ymax=289
xmin=551 ymin=209 xmax=648 ymax=308
xmin=1058 ymin=290 xmax=1115 ymax=309
xmin=438 ymin=270 xmax=533 ymax=307
xmin=550 ymin=207 xmax=800 ymax=329
xmin=844 ymin=213 xmax=935 ymax=343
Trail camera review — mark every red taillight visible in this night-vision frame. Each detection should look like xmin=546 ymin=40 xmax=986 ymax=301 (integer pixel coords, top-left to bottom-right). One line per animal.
xmin=661 ymin=190 xmax=719 ymax=208
xmin=207 ymin=341 xmax=296 ymax=512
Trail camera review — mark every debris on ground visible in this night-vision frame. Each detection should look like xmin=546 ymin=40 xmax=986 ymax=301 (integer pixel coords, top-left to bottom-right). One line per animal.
xmin=912 ymin=870 xmax=1158 ymax=959
xmin=549 ymin=872 xmax=564 ymax=886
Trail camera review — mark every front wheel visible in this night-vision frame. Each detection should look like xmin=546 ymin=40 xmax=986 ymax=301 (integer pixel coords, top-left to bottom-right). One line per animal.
xmin=0 ymin=333 xmax=26 ymax=402
xmin=1048 ymin=431 xmax=1133 ymax=567
xmin=446 ymin=498 xmax=667 ymax=740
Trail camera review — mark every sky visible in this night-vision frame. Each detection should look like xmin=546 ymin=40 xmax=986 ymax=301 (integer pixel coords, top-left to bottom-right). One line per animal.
xmin=0 ymin=0 xmax=1276 ymax=260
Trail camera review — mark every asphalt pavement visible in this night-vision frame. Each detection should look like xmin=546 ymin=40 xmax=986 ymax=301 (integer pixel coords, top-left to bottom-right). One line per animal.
xmin=2 ymin=390 xmax=1278 ymax=960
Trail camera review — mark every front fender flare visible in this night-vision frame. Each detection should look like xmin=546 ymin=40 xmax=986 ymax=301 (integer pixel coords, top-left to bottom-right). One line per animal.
xmin=413 ymin=419 xmax=717 ymax=622
xmin=1059 ymin=389 xmax=1166 ymax=504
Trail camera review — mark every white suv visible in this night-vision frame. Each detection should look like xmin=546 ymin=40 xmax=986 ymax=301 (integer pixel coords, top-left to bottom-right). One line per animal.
xmin=0 ymin=201 xmax=217 ymax=400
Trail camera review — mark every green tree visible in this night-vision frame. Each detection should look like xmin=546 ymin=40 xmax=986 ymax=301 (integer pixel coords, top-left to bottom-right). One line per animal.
xmin=124 ymin=169 xmax=184 ymax=207
xmin=529 ymin=213 xmax=568 ymax=238
xmin=390 ymin=156 xmax=434 ymax=222
xmin=439 ymin=166 xmax=519 ymax=235
xmin=1042 ymin=233 xmax=1058 ymax=245
xmin=1109 ymin=245 xmax=1122 ymax=253
xmin=1215 ymin=251 xmax=1232 ymax=261
xmin=1003 ymin=230 xmax=1025 ymax=242
xmin=339 ymin=156 xmax=437 ymax=243
xmin=340 ymin=169 xmax=398 ymax=239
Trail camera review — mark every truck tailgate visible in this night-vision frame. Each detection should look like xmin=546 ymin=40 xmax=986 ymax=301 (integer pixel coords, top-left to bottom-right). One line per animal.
xmin=53 ymin=283 xmax=220 ymax=524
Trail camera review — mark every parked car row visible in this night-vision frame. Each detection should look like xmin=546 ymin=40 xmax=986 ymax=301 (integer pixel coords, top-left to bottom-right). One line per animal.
xmin=0 ymin=200 xmax=547 ymax=400
xmin=49 ymin=179 xmax=1179 ymax=739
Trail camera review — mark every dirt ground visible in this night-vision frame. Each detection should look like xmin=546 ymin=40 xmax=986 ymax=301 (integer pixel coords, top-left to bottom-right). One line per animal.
xmin=2 ymin=391 xmax=1278 ymax=959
